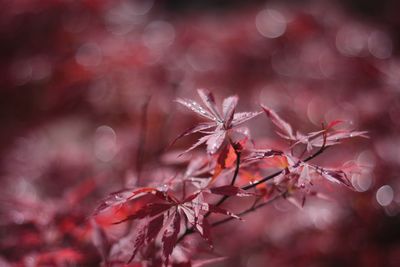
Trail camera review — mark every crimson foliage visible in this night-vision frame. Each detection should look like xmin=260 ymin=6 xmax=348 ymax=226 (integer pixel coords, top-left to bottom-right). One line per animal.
xmin=92 ymin=89 xmax=366 ymax=266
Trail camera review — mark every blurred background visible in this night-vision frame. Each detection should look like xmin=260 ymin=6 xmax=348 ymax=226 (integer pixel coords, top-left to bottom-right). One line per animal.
xmin=1 ymin=0 xmax=400 ymax=266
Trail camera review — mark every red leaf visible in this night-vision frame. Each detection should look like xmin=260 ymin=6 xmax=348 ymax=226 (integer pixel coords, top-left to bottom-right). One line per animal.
xmin=206 ymin=130 xmax=226 ymax=154
xmin=182 ymin=191 xmax=201 ymax=204
xmin=321 ymin=169 xmax=353 ymax=188
xmin=211 ymin=144 xmax=237 ymax=183
xmin=221 ymin=95 xmax=238 ymax=128
xmin=176 ymin=98 xmax=215 ymax=120
xmin=232 ymin=111 xmax=262 ymax=127
xmin=197 ymin=217 xmax=213 ymax=248
xmin=93 ymin=187 xmax=161 ymax=216
xmin=179 ymin=135 xmax=211 ymax=156
xmin=128 ymin=223 xmax=147 ymax=263
xmin=112 ymin=203 xmax=173 ymax=224
xmin=229 ymin=128 xmax=250 ymax=151
xmin=146 ymin=214 xmax=164 ymax=243
xmin=261 ymin=104 xmax=295 ymax=140
xmin=169 ymin=122 xmax=216 ymax=148
xmin=304 ymin=130 xmax=368 ymax=148
xmin=197 ymin=89 xmax=221 ymax=121
xmin=162 ymin=211 xmax=181 ymax=265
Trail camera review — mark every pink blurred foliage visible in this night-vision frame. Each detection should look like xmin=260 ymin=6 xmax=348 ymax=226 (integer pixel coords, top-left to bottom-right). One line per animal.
xmin=0 ymin=0 xmax=400 ymax=266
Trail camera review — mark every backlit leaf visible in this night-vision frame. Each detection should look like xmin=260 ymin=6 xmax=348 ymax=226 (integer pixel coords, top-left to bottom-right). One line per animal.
xmin=261 ymin=104 xmax=295 ymax=140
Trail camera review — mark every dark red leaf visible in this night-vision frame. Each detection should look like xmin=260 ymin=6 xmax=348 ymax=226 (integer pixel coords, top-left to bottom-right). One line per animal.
xmin=146 ymin=214 xmax=164 ymax=243
xmin=181 ymin=192 xmax=201 ymax=204
xmin=93 ymin=187 xmax=161 ymax=216
xmin=128 ymin=223 xmax=147 ymax=263
xmin=197 ymin=217 xmax=213 ymax=248
xmin=261 ymin=104 xmax=296 ymax=140
xmin=113 ymin=203 xmax=173 ymax=224
xmin=162 ymin=211 xmax=181 ymax=265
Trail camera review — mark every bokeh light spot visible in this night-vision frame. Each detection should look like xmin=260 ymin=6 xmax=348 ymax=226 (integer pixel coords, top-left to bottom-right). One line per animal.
xmin=94 ymin=125 xmax=118 ymax=162
xmin=376 ymin=185 xmax=394 ymax=206
xmin=256 ymin=9 xmax=287 ymax=39
xmin=368 ymin=30 xmax=392 ymax=59
xmin=142 ymin=20 xmax=175 ymax=50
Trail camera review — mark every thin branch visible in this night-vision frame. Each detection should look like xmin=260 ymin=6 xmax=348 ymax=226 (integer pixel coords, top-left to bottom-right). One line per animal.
xmin=205 ymin=150 xmax=241 ymax=218
xmin=176 ymin=192 xmax=286 ymax=243
xmin=242 ymin=169 xmax=283 ymax=190
xmin=242 ymin=133 xmax=328 ymax=191
xmin=302 ymin=129 xmax=327 ymax=162
xmin=212 ymin=191 xmax=286 ymax=227
xmin=178 ymin=133 xmax=328 ymax=243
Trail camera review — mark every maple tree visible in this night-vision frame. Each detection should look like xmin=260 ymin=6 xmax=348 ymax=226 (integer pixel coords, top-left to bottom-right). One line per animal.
xmin=92 ymin=89 xmax=366 ymax=266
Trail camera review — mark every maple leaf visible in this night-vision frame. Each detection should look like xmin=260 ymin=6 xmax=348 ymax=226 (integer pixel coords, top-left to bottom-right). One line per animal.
xmin=262 ymin=104 xmax=368 ymax=152
xmin=175 ymin=89 xmax=261 ymax=155
xmin=261 ymin=104 xmax=296 ymax=140
xmin=318 ymin=168 xmax=353 ymax=188
xmin=180 ymin=199 xmax=241 ymax=248
xmin=93 ymin=187 xmax=165 ymax=216
xmin=162 ymin=209 xmax=181 ymax=266
xmin=96 ymin=186 xmax=247 ymax=265
xmin=285 ymin=161 xmax=354 ymax=189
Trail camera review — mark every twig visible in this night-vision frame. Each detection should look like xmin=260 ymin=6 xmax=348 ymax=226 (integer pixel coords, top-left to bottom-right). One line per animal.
xmin=176 ymin=192 xmax=286 ymax=243
xmin=178 ymin=136 xmax=328 ymax=243
xmin=242 ymin=132 xmax=328 ymax=191
xmin=205 ymin=150 xmax=241 ymax=217
xmin=212 ymin=191 xmax=286 ymax=227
